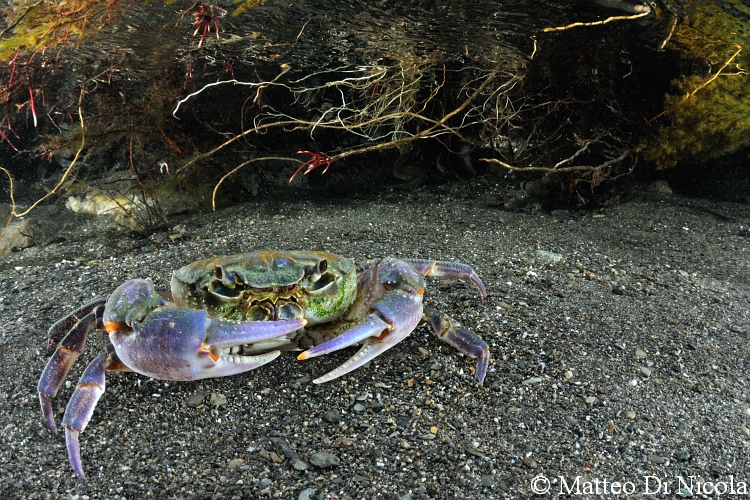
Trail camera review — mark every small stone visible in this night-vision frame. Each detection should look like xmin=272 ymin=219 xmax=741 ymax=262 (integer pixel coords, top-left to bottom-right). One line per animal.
xmin=649 ymin=180 xmax=672 ymax=194
xmin=298 ymin=488 xmax=317 ymax=500
xmin=210 ymin=392 xmax=227 ymax=406
xmin=293 ymin=460 xmax=309 ymax=471
xmin=675 ymin=488 xmax=694 ymax=498
xmin=396 ymin=416 xmax=411 ymax=428
xmin=309 ymin=452 xmax=339 ymax=468
xmin=353 ymin=403 xmax=366 ymax=412
xmin=675 ymin=451 xmax=690 ymax=461
xmin=741 ymin=426 xmax=750 ymax=437
xmin=521 ymin=377 xmax=542 ymax=385
xmin=429 ymin=426 xmax=438 ymax=434
xmin=585 ymin=396 xmax=596 ymax=404
xmin=535 ymin=250 xmax=563 ymax=264
xmin=635 ymin=349 xmax=647 ymax=359
xmin=522 ymin=457 xmax=537 ymax=469
xmin=322 ymin=409 xmax=342 ymax=423
xmin=625 ymin=410 xmax=636 ymax=419
xmin=480 ymin=475 xmax=495 ymax=487
xmin=186 ymin=391 xmax=205 ymax=408
xmin=227 ymin=458 xmax=244 ymax=470
xmin=563 ymin=370 xmax=573 ymax=380
xmin=419 ymin=433 xmax=436 ymax=440
xmin=649 ymin=455 xmax=667 ymax=465
xmin=260 ymin=478 xmax=272 ymax=487
xmin=640 ymin=366 xmax=652 ymax=377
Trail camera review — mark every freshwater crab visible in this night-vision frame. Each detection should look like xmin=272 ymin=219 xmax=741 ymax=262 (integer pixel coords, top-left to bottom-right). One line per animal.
xmin=38 ymin=251 xmax=490 ymax=479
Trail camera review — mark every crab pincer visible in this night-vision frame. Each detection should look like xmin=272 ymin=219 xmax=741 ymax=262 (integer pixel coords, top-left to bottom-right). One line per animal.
xmin=299 ymin=287 xmax=424 ymax=383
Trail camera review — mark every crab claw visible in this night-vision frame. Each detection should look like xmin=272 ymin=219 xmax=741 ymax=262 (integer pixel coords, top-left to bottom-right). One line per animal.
xmin=298 ymin=289 xmax=423 ymax=383
xmin=109 ymin=308 xmax=306 ymax=381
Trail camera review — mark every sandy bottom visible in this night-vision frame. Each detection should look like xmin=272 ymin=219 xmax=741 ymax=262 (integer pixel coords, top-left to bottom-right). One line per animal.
xmin=1 ymin=178 xmax=749 ymax=498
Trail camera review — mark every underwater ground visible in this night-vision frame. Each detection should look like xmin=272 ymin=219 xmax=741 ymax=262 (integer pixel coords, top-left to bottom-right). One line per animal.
xmin=0 ymin=178 xmax=748 ymax=498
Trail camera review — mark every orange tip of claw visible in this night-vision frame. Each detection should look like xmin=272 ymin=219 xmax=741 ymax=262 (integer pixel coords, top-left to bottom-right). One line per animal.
xmin=297 ymin=351 xmax=309 ymax=361
xmin=200 ymin=344 xmax=220 ymax=362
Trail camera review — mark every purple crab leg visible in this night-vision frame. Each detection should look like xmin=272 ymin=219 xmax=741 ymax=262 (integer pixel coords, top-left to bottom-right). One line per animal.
xmin=37 ymin=311 xmax=98 ymax=433
xmin=401 ymin=259 xmax=487 ymax=298
xmin=62 ymin=350 xmax=110 ymax=480
xmin=299 ymin=289 xmax=423 ymax=384
xmin=425 ymin=309 xmax=490 ymax=384
xmin=45 ymin=300 xmax=105 ymax=356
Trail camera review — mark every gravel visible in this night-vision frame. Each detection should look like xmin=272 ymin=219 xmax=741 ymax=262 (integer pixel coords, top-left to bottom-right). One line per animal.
xmin=1 ymin=178 xmax=749 ymax=498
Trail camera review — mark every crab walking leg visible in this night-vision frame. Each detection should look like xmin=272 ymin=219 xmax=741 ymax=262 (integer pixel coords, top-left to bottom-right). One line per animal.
xmin=401 ymin=259 xmax=487 ymax=299
xmin=425 ymin=308 xmax=490 ymax=384
xmin=37 ymin=311 xmax=98 ymax=433
xmin=62 ymin=350 xmax=110 ymax=480
xmin=45 ymin=300 xmax=105 ymax=356
xmin=299 ymin=289 xmax=424 ymax=383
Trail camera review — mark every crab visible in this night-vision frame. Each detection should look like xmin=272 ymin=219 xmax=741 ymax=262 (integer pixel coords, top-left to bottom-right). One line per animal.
xmin=38 ymin=251 xmax=490 ymax=479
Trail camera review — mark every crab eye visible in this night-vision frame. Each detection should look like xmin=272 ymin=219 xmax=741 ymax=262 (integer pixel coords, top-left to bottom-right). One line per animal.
xmin=213 ymin=266 xmax=236 ymax=287
xmin=309 ymin=272 xmax=337 ymax=292
xmin=304 ymin=259 xmax=328 ymax=278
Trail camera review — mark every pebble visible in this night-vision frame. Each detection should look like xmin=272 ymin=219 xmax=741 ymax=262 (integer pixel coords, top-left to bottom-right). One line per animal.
xmin=521 ymin=377 xmax=542 ymax=385
xmin=480 ymin=475 xmax=495 ymax=487
xmin=396 ymin=416 xmax=411 ymax=428
xmin=210 ymin=392 xmax=227 ymax=406
xmin=186 ymin=391 xmax=205 ymax=408
xmin=298 ymin=488 xmax=317 ymax=500
xmin=227 ymin=458 xmax=244 ymax=470
xmin=635 ymin=349 xmax=647 ymax=359
xmin=649 ymin=455 xmax=668 ymax=465
xmin=293 ymin=459 xmax=309 ymax=471
xmin=309 ymin=452 xmax=340 ymax=468
xmin=585 ymin=396 xmax=596 ymax=404
xmin=522 ymin=457 xmax=537 ymax=469
xmin=625 ymin=410 xmax=636 ymax=419
xmin=353 ymin=403 xmax=366 ymax=412
xmin=741 ymin=426 xmax=750 ymax=437
xmin=640 ymin=366 xmax=652 ymax=377
xmin=323 ymin=409 xmax=342 ymax=423
xmin=535 ymin=250 xmax=563 ymax=263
